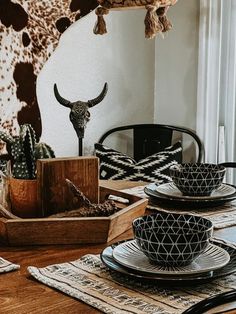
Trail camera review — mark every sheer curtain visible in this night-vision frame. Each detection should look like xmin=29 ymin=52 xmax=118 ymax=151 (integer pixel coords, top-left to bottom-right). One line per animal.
xmin=197 ymin=0 xmax=236 ymax=184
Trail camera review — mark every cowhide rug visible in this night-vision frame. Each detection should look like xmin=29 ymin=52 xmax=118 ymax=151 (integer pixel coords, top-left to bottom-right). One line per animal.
xmin=0 ymin=0 xmax=97 ymax=152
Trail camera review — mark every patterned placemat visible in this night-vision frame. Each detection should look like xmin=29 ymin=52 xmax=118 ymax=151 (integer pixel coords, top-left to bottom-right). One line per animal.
xmin=0 ymin=257 xmax=20 ymax=273
xmin=27 ymin=238 xmax=236 ymax=314
xmin=121 ymin=186 xmax=236 ymax=230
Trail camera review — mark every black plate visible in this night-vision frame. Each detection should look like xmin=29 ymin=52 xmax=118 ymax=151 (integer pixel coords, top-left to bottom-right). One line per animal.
xmin=100 ymin=239 xmax=236 ymax=285
xmin=144 ymin=183 xmax=236 ymax=209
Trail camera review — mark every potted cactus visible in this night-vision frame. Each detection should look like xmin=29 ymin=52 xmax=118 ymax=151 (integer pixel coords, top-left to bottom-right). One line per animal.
xmin=0 ymin=124 xmax=55 ymax=218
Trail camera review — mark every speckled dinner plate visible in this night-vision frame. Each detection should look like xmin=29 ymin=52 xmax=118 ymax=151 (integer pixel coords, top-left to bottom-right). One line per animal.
xmin=144 ymin=183 xmax=236 ymax=208
xmin=156 ymin=183 xmax=235 ymax=200
xmin=112 ymin=240 xmax=230 ymax=275
xmin=101 ymin=239 xmax=236 ymax=284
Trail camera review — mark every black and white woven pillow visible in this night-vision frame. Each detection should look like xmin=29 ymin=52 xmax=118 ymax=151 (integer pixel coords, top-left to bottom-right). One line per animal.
xmin=94 ymin=141 xmax=182 ymax=183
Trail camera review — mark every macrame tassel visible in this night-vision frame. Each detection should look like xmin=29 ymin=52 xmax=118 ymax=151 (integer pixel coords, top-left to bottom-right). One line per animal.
xmin=93 ymin=7 xmax=109 ymax=35
xmin=156 ymin=6 xmax=172 ymax=33
xmin=144 ymin=4 xmax=162 ymax=39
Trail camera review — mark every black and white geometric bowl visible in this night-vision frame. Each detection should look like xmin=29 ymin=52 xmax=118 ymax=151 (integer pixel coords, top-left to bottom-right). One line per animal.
xmin=132 ymin=212 xmax=213 ymax=267
xmin=169 ymin=163 xmax=226 ymax=196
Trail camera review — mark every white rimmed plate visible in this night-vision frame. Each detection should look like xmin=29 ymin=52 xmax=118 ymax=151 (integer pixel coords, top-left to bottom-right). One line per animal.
xmin=156 ymin=183 xmax=236 ymax=200
xmin=112 ymin=240 xmax=230 ymax=275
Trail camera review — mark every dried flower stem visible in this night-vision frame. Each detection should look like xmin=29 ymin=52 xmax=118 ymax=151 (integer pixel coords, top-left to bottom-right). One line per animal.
xmin=49 ymin=179 xmax=119 ymax=218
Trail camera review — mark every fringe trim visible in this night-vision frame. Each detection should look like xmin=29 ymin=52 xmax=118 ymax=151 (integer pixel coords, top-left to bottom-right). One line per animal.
xmin=94 ymin=1 xmax=174 ymax=38
xmin=145 ymin=3 xmax=161 ymax=39
xmin=157 ymin=6 xmax=172 ymax=33
xmin=93 ymin=7 xmax=109 ymax=35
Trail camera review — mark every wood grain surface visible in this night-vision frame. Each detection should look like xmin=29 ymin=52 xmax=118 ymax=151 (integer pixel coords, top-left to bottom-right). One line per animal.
xmin=37 ymin=157 xmax=99 ymax=216
xmin=0 ymin=185 xmax=147 ymax=245
xmin=0 ymin=180 xmax=236 ymax=314
xmin=0 ymin=227 xmax=133 ymax=314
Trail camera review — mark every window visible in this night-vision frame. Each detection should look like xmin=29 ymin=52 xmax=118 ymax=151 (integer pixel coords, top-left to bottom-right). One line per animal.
xmin=197 ymin=0 xmax=236 ymax=184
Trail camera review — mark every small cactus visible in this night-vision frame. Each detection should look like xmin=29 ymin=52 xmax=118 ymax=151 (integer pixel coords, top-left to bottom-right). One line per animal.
xmin=34 ymin=142 xmax=55 ymax=160
xmin=0 ymin=124 xmax=55 ymax=179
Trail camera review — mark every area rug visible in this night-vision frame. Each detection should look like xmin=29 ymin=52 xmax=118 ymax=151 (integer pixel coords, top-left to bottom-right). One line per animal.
xmin=28 ymin=239 xmax=236 ymax=314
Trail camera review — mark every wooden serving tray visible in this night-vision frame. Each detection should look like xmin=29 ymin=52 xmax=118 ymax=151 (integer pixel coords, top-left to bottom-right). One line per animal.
xmin=0 ymin=186 xmax=147 ymax=246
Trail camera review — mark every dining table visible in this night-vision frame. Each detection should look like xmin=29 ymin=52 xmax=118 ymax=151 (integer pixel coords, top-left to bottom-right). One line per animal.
xmin=0 ymin=180 xmax=236 ymax=314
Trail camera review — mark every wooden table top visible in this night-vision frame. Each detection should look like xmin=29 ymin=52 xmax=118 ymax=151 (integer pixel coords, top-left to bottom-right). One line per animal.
xmin=0 ymin=180 xmax=236 ymax=314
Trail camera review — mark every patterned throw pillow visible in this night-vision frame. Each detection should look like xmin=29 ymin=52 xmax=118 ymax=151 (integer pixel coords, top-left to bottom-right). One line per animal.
xmin=94 ymin=142 xmax=182 ymax=183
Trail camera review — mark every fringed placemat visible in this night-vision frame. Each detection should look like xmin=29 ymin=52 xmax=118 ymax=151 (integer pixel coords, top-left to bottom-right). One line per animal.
xmin=121 ymin=186 xmax=236 ymax=229
xmin=0 ymin=257 xmax=20 ymax=273
xmin=28 ymin=239 xmax=236 ymax=314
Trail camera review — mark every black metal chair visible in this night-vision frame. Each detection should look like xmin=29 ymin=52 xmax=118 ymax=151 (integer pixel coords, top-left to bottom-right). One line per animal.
xmin=98 ymin=124 xmax=203 ymax=163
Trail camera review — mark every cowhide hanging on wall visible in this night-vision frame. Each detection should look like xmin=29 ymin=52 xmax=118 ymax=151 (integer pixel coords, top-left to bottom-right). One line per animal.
xmin=0 ymin=0 xmax=97 ymax=153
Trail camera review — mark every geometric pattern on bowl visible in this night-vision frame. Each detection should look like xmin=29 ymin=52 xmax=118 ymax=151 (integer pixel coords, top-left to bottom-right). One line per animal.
xmin=169 ymin=163 xmax=226 ymax=196
xmin=132 ymin=212 xmax=213 ymax=267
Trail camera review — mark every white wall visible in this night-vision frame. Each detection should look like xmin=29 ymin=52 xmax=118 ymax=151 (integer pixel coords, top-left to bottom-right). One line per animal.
xmin=154 ymin=0 xmax=200 ymax=130
xmin=37 ymin=10 xmax=155 ymax=157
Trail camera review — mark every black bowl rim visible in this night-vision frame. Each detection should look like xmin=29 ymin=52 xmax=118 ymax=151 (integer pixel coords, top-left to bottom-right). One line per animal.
xmin=132 ymin=212 xmax=213 ymax=235
xmin=169 ymin=163 xmax=226 ymax=173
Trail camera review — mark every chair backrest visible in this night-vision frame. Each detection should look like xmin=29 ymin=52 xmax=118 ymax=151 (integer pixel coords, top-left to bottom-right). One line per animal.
xmin=98 ymin=124 xmax=203 ymax=163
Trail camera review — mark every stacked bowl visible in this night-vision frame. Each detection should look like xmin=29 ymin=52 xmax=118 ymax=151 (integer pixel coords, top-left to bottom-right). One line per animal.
xmin=131 ymin=164 xmax=225 ymax=266
xmin=169 ymin=163 xmax=226 ymax=197
xmin=132 ymin=212 xmax=213 ymax=266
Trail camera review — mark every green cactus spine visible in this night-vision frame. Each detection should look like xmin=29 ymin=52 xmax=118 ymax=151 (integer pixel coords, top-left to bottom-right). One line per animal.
xmin=34 ymin=142 xmax=55 ymax=160
xmin=0 ymin=124 xmax=55 ymax=179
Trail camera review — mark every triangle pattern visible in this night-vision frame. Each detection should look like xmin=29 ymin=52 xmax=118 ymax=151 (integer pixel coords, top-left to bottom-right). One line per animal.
xmin=133 ymin=212 xmax=213 ymax=266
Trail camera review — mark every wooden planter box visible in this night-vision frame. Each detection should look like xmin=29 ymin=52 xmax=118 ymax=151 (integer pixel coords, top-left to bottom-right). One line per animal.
xmin=37 ymin=157 xmax=100 ymax=216
xmin=0 ymin=186 xmax=147 ymax=246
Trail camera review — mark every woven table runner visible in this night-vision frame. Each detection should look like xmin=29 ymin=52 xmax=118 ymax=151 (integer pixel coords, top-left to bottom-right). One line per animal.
xmin=121 ymin=186 xmax=236 ymax=230
xmin=28 ymin=238 xmax=236 ymax=314
xmin=0 ymin=257 xmax=20 ymax=273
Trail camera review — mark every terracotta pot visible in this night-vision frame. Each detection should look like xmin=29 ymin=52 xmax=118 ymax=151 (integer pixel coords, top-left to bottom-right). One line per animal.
xmin=9 ymin=178 xmax=38 ymax=218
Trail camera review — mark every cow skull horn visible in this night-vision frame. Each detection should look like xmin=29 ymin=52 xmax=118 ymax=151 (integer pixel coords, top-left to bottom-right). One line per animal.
xmin=54 ymin=84 xmax=73 ymax=108
xmin=88 ymin=82 xmax=108 ymax=108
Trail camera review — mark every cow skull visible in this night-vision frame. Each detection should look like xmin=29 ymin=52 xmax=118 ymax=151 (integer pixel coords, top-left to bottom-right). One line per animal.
xmin=54 ymin=83 xmax=108 ymax=138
